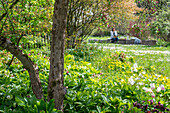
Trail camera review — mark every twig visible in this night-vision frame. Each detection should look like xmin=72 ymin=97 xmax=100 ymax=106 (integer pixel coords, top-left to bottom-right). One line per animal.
xmin=0 ymin=0 xmax=19 ymax=21
xmin=0 ymin=16 xmax=8 ymax=34
xmin=1 ymin=0 xmax=16 ymax=34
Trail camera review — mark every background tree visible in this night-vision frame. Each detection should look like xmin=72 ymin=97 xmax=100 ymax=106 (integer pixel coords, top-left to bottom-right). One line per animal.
xmin=66 ymin=0 xmax=142 ymax=48
xmin=128 ymin=0 xmax=169 ymax=40
xmin=66 ymin=0 xmax=111 ymax=48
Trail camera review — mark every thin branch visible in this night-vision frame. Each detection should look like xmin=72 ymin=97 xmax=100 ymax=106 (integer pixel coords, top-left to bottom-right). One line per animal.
xmin=0 ymin=0 xmax=19 ymax=21
xmin=0 ymin=16 xmax=8 ymax=34
xmin=1 ymin=0 xmax=16 ymax=34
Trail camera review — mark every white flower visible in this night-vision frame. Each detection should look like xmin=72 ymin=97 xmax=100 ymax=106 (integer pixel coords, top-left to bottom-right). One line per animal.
xmin=129 ymin=77 xmax=135 ymax=85
xmin=155 ymin=74 xmax=161 ymax=78
xmin=114 ymin=82 xmax=117 ymax=86
xmin=7 ymin=95 xmax=12 ymax=100
xmin=143 ymin=87 xmax=153 ymax=93
xmin=150 ymin=83 xmax=155 ymax=90
xmin=138 ymin=82 xmax=144 ymax=85
xmin=139 ymin=73 xmax=142 ymax=77
xmin=142 ymin=71 xmax=146 ymax=74
xmin=133 ymin=63 xmax=138 ymax=68
xmin=157 ymin=85 xmax=165 ymax=92
xmin=134 ymin=68 xmax=138 ymax=72
xmin=148 ymin=79 xmax=151 ymax=82
xmin=147 ymin=88 xmax=153 ymax=93
xmin=135 ymin=77 xmax=140 ymax=80
xmin=156 ymin=87 xmax=161 ymax=92
xmin=7 ymin=95 xmax=10 ymax=99
xmin=143 ymin=87 xmax=147 ymax=91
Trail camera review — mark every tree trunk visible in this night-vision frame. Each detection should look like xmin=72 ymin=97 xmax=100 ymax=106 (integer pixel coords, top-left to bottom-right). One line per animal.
xmin=0 ymin=36 xmax=44 ymax=99
xmin=47 ymin=0 xmax=68 ymax=111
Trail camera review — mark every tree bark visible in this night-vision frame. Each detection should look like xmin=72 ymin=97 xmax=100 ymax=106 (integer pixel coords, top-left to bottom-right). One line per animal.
xmin=0 ymin=36 xmax=44 ymax=99
xmin=47 ymin=0 xmax=69 ymax=111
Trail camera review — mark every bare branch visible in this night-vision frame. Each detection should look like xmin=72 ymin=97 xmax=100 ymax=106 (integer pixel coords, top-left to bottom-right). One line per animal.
xmin=0 ymin=0 xmax=19 ymax=21
xmin=1 ymin=0 xmax=16 ymax=34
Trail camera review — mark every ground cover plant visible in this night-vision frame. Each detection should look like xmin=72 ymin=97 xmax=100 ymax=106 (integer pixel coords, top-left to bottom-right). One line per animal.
xmin=1 ymin=41 xmax=170 ymax=112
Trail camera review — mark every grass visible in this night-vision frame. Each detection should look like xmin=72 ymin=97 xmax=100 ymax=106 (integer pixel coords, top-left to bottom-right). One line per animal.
xmin=88 ymin=36 xmax=111 ymax=40
xmin=84 ymin=42 xmax=170 ymax=78
xmin=24 ymin=36 xmax=170 ymax=77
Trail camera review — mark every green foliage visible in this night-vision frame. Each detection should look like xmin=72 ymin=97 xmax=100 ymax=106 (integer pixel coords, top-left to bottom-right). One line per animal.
xmin=0 ymin=0 xmax=53 ymax=43
xmin=131 ymin=0 xmax=170 ymax=40
xmin=65 ymin=44 xmax=102 ymax=61
xmin=14 ymin=96 xmax=58 ymax=113
xmin=63 ymin=53 xmax=170 ymax=112
xmin=156 ymin=38 xmax=170 ymax=47
xmin=0 ymin=43 xmax=170 ymax=112
xmin=150 ymin=10 xmax=170 ymax=41
xmin=0 ymin=50 xmax=52 ymax=112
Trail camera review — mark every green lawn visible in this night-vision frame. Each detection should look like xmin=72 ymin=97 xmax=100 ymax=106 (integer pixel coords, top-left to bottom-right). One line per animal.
xmin=86 ymin=42 xmax=170 ymax=78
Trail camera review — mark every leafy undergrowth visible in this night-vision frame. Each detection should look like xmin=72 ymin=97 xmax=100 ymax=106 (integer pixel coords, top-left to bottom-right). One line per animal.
xmin=0 ymin=48 xmax=170 ymax=113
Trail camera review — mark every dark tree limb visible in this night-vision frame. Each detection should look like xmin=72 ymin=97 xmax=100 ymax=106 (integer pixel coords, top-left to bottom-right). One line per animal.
xmin=7 ymin=33 xmax=24 ymax=66
xmin=0 ymin=36 xmax=44 ymax=99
